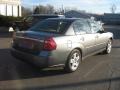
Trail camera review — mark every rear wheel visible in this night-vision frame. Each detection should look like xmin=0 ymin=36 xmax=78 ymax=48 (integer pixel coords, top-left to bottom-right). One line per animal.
xmin=64 ymin=49 xmax=81 ymax=73
xmin=104 ymin=40 xmax=112 ymax=54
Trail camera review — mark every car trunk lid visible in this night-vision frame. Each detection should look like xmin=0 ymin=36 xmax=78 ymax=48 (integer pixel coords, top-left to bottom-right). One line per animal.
xmin=13 ymin=31 xmax=58 ymax=54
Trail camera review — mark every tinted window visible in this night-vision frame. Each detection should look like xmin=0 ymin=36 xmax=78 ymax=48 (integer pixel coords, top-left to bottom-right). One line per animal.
xmin=73 ymin=20 xmax=91 ymax=34
xmin=29 ymin=19 xmax=72 ymax=34
xmin=32 ymin=16 xmax=58 ymax=25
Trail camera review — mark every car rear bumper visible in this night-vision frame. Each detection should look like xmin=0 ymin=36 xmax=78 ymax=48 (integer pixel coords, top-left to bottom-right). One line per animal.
xmin=11 ymin=48 xmax=49 ymax=68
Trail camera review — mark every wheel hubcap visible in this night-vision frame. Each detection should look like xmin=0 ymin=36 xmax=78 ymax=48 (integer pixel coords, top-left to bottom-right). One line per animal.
xmin=70 ymin=52 xmax=80 ymax=71
xmin=107 ymin=41 xmax=112 ymax=53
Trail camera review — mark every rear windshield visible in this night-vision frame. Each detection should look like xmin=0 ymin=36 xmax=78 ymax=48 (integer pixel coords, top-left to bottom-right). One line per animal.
xmin=34 ymin=16 xmax=60 ymax=19
xmin=29 ymin=19 xmax=73 ymax=34
xmin=32 ymin=16 xmax=59 ymax=25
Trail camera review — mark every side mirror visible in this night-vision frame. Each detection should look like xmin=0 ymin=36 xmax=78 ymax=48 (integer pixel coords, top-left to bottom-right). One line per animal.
xmin=98 ymin=30 xmax=104 ymax=33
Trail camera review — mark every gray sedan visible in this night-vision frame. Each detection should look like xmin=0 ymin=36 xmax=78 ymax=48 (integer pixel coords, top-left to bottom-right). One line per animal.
xmin=11 ymin=18 xmax=113 ymax=72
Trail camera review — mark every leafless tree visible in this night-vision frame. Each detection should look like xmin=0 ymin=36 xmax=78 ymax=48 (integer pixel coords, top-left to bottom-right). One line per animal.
xmin=46 ymin=4 xmax=54 ymax=14
xmin=33 ymin=4 xmax=55 ymax=14
xmin=33 ymin=6 xmax=40 ymax=14
xmin=22 ymin=7 xmax=32 ymax=16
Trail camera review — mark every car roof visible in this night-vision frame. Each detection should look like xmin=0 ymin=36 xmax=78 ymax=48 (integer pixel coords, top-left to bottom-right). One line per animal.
xmin=46 ymin=18 xmax=87 ymax=22
xmin=31 ymin=14 xmax=65 ymax=17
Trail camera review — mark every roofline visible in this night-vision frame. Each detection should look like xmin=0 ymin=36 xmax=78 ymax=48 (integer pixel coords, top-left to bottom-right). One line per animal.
xmin=31 ymin=14 xmax=65 ymax=17
xmin=46 ymin=17 xmax=86 ymax=20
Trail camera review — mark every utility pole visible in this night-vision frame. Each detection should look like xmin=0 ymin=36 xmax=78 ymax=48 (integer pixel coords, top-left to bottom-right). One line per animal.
xmin=110 ymin=4 xmax=117 ymax=14
xmin=61 ymin=4 xmax=64 ymax=14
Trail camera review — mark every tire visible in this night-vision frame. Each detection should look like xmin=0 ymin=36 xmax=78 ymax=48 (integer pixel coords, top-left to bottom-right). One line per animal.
xmin=64 ymin=49 xmax=81 ymax=73
xmin=104 ymin=39 xmax=112 ymax=54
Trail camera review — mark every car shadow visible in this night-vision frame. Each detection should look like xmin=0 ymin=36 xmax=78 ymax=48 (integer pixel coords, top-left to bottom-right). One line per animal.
xmin=20 ymin=77 xmax=120 ymax=90
xmin=0 ymin=49 xmax=120 ymax=90
xmin=0 ymin=48 xmax=68 ymax=81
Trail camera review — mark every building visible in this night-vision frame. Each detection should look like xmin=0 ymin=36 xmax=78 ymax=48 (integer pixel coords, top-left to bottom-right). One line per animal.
xmin=64 ymin=10 xmax=91 ymax=19
xmin=97 ymin=13 xmax=120 ymax=25
xmin=103 ymin=13 xmax=120 ymax=24
xmin=0 ymin=0 xmax=21 ymax=17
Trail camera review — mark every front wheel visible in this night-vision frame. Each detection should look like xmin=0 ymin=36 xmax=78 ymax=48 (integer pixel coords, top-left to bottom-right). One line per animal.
xmin=64 ymin=49 xmax=81 ymax=73
xmin=104 ymin=40 xmax=112 ymax=54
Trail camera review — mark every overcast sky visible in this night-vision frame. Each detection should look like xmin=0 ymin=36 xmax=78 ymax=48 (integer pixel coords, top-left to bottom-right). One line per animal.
xmin=22 ymin=0 xmax=120 ymax=14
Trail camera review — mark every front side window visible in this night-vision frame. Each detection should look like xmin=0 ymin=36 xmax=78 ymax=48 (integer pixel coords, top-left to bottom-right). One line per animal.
xmin=90 ymin=21 xmax=103 ymax=33
xmin=90 ymin=22 xmax=98 ymax=33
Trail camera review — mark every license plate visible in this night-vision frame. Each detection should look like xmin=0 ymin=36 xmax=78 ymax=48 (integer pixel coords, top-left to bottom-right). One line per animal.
xmin=19 ymin=41 xmax=33 ymax=49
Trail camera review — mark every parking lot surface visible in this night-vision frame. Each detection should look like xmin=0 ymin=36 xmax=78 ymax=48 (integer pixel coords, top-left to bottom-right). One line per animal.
xmin=0 ymin=25 xmax=120 ymax=90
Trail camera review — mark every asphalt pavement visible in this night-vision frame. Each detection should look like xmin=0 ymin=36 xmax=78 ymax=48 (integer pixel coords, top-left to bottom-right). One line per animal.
xmin=0 ymin=25 xmax=120 ymax=90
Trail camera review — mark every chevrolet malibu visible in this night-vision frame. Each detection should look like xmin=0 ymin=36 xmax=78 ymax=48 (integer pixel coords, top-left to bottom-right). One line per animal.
xmin=11 ymin=18 xmax=113 ymax=72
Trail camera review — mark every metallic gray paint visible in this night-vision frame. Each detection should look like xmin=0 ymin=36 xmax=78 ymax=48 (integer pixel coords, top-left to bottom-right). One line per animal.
xmin=11 ymin=18 xmax=113 ymax=68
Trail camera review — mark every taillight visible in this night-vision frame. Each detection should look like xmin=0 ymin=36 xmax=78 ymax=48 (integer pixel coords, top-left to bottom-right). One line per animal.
xmin=43 ymin=37 xmax=57 ymax=51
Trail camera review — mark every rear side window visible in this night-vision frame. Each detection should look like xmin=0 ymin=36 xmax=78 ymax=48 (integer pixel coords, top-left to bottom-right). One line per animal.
xmin=29 ymin=19 xmax=72 ymax=34
xmin=73 ymin=20 xmax=91 ymax=34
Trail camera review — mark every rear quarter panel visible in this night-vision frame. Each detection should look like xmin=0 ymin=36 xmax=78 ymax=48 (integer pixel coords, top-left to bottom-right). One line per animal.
xmin=48 ymin=35 xmax=86 ymax=65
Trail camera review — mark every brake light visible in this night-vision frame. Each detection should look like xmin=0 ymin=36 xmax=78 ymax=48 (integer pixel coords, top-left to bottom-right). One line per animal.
xmin=43 ymin=37 xmax=57 ymax=51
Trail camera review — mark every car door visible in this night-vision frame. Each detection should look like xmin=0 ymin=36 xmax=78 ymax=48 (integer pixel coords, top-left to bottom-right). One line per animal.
xmin=73 ymin=20 xmax=96 ymax=56
xmin=91 ymin=21 xmax=108 ymax=51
